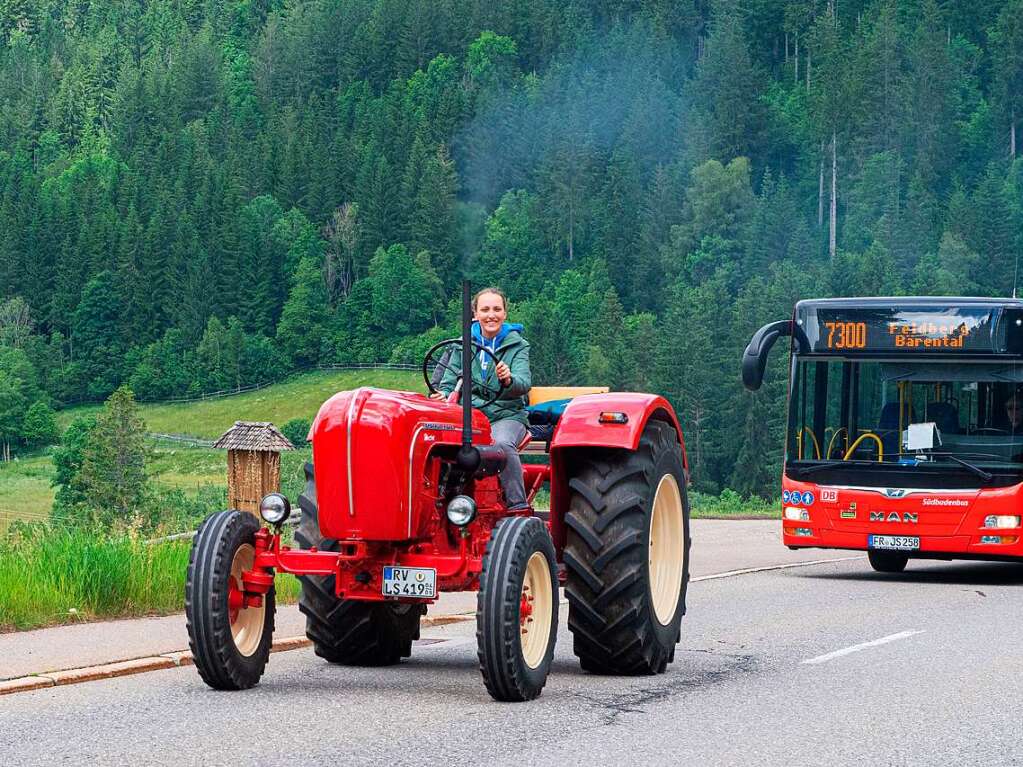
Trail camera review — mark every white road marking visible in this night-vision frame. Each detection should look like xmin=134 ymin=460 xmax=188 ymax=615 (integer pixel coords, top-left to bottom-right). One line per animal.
xmin=415 ymin=637 xmax=476 ymax=651
xmin=802 ymin=630 xmax=925 ymax=665
xmin=692 ymin=555 xmax=864 ymax=582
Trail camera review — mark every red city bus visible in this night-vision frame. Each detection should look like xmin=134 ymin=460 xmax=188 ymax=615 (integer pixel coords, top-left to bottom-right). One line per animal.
xmin=743 ymin=297 xmax=1023 ymax=572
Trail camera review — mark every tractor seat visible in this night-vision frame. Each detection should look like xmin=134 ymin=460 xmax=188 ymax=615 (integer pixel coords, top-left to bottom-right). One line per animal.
xmin=521 ymin=386 xmax=611 ymax=454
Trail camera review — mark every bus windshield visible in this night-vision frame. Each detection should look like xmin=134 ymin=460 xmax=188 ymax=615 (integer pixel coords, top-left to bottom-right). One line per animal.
xmin=786 ymin=359 xmax=1023 ymax=486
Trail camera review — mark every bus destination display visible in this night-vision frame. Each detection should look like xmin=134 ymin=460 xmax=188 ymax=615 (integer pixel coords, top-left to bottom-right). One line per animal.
xmin=805 ymin=305 xmax=1013 ymax=355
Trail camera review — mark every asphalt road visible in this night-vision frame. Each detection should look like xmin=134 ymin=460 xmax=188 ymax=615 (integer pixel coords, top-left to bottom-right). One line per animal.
xmin=4 ymin=556 xmax=1022 ymax=767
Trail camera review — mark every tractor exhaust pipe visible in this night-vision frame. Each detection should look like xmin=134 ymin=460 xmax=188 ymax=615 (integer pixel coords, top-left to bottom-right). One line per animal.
xmin=457 ymin=280 xmax=480 ymax=473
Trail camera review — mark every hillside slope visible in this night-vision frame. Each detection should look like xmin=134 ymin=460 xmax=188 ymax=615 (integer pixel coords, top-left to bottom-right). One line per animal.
xmin=60 ymin=369 xmax=424 ymax=439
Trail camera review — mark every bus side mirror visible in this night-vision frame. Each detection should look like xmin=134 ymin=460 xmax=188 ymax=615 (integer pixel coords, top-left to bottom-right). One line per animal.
xmin=742 ymin=320 xmax=805 ymax=391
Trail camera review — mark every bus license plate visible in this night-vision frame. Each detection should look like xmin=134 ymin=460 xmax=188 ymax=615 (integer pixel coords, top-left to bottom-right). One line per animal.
xmin=382 ymin=566 xmax=436 ymax=598
xmin=869 ymin=535 xmax=920 ymax=551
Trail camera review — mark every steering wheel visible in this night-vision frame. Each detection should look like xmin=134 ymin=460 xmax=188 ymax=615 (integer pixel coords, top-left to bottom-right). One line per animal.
xmin=423 ymin=338 xmax=506 ymax=408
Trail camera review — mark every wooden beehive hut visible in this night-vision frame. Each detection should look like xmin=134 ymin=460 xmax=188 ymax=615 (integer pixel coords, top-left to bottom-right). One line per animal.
xmin=213 ymin=421 xmax=295 ymax=516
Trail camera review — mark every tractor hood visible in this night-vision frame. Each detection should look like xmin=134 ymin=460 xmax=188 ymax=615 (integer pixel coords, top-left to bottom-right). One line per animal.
xmin=310 ymin=387 xmax=490 ymax=541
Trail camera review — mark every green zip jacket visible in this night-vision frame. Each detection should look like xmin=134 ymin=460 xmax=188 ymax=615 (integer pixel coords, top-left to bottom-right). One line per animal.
xmin=438 ymin=329 xmax=531 ymax=425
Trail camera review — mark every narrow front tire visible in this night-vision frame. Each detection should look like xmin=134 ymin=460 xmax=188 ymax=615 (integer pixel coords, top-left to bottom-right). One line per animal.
xmin=477 ymin=516 xmax=559 ymax=702
xmin=186 ymin=510 xmax=275 ymax=690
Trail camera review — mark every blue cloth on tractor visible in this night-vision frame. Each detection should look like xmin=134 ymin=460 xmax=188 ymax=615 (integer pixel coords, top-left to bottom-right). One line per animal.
xmin=525 ymin=398 xmax=571 ymax=443
xmin=526 ymin=398 xmax=571 ymax=426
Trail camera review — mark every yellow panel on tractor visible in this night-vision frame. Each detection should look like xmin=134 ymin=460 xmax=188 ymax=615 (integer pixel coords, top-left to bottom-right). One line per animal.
xmin=528 ymin=386 xmax=609 ymax=406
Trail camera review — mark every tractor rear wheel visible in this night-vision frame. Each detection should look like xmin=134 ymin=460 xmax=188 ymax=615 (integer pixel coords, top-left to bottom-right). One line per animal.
xmin=564 ymin=419 xmax=690 ymax=675
xmin=868 ymin=550 xmax=909 ymax=573
xmin=477 ymin=516 xmax=559 ymax=702
xmin=295 ymin=463 xmax=423 ymax=665
xmin=186 ymin=510 xmax=275 ymax=690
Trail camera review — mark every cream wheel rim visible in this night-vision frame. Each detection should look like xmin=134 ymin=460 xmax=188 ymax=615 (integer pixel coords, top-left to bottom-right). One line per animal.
xmin=649 ymin=473 xmax=684 ymax=626
xmin=519 ymin=551 xmax=553 ymax=669
xmin=229 ymin=543 xmax=265 ymax=657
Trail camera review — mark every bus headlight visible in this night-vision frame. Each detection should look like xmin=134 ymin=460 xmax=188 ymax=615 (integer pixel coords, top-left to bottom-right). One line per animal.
xmin=983 ymin=515 xmax=1020 ymax=529
xmin=784 ymin=507 xmax=810 ymax=521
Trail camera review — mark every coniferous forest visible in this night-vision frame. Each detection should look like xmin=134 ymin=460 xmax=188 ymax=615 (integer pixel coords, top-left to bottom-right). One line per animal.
xmin=0 ymin=0 xmax=1021 ymax=495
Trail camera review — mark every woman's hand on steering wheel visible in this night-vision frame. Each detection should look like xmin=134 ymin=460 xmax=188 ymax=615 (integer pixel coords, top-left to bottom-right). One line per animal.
xmin=493 ymin=360 xmax=512 ymax=387
xmin=422 ymin=338 xmax=507 ymax=408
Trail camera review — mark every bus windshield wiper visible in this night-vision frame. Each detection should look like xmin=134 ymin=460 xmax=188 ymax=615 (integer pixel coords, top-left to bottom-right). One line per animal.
xmin=787 ymin=459 xmax=880 ymax=476
xmin=918 ymin=452 xmax=994 ymax=481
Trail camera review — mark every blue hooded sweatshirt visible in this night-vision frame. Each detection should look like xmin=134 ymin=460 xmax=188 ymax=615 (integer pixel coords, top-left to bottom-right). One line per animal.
xmin=471 ymin=321 xmax=524 ymax=380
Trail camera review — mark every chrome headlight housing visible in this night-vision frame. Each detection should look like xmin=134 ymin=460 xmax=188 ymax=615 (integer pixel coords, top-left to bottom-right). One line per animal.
xmin=446 ymin=495 xmax=477 ymax=526
xmin=259 ymin=493 xmax=291 ymax=525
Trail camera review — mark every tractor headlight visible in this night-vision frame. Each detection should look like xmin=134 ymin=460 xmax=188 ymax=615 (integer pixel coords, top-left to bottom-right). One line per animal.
xmin=446 ymin=495 xmax=477 ymax=527
xmin=259 ymin=493 xmax=291 ymax=525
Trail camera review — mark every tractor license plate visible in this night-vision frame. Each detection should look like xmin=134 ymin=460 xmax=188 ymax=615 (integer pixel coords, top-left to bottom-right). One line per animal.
xmin=382 ymin=566 xmax=437 ymax=598
xmin=869 ymin=535 xmax=920 ymax=551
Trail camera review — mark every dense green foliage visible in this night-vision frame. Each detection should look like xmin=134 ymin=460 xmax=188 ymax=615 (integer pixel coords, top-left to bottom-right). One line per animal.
xmin=1 ymin=0 xmax=1021 ymax=494
xmin=52 ymin=386 xmax=151 ymax=527
xmin=281 ymin=416 xmax=310 ymax=447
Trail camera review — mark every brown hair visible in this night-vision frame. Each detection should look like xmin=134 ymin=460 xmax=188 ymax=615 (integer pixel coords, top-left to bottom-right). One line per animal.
xmin=472 ymin=286 xmax=507 ymax=311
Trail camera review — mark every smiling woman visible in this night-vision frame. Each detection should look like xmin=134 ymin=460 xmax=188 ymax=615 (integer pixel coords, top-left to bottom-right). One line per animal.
xmin=432 ymin=286 xmax=533 ymax=511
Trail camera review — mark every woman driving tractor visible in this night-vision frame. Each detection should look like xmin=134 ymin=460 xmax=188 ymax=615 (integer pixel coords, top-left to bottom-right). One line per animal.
xmin=430 ymin=286 xmax=532 ymax=510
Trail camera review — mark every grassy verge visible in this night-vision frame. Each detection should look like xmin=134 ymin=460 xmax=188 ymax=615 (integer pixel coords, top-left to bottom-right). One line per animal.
xmin=690 ymin=489 xmax=778 ymax=519
xmin=0 ymin=527 xmax=301 ymax=632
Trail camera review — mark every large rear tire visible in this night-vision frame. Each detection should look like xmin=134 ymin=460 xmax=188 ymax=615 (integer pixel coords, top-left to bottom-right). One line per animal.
xmin=295 ymin=463 xmax=422 ymax=665
xmin=868 ymin=550 xmax=909 ymax=573
xmin=564 ymin=420 xmax=690 ymax=675
xmin=186 ymin=510 xmax=275 ymax=690
xmin=477 ymin=516 xmax=559 ymax=702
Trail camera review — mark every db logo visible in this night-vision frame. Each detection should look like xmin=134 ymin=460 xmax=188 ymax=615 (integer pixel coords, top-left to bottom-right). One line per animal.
xmin=821 ymin=488 xmax=838 ymax=503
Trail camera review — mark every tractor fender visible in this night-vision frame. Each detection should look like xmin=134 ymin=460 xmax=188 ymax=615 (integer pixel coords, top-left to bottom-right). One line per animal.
xmin=548 ymin=393 xmax=686 ymax=456
xmin=546 ymin=393 xmax=688 ymax=557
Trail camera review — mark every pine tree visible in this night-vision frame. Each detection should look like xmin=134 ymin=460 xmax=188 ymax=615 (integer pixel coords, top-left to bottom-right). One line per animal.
xmin=655 ymin=270 xmax=734 ymax=492
xmin=356 ymin=151 xmax=401 ymax=263
xmin=277 ymin=255 xmax=329 ymax=367
xmin=408 ymin=145 xmax=458 ymax=288
xmin=72 ymin=386 xmax=149 ymax=526
xmin=686 ymin=6 xmax=766 ymax=165
xmin=989 ymin=0 xmax=1023 ymax=160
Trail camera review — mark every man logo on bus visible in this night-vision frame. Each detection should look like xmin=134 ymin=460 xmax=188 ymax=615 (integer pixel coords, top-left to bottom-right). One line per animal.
xmin=870 ymin=511 xmax=918 ymax=523
xmin=884 ymin=488 xmax=908 ymax=498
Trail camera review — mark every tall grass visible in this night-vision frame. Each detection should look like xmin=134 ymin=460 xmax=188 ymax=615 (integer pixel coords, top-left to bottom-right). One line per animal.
xmin=0 ymin=526 xmax=300 ymax=632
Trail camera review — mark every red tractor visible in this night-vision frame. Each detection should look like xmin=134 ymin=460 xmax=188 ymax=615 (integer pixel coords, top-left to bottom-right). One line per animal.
xmin=185 ymin=283 xmax=691 ymax=701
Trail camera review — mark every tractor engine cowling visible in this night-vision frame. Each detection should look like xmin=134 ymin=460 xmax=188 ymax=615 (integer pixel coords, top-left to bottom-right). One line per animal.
xmin=310 ymin=387 xmax=492 ymax=541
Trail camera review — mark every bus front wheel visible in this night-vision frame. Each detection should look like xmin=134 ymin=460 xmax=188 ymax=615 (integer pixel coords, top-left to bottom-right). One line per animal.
xmin=868 ymin=550 xmax=909 ymax=573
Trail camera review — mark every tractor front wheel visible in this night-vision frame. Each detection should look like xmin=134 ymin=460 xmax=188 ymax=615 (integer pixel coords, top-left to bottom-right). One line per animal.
xmin=564 ymin=419 xmax=690 ymax=675
xmin=295 ymin=463 xmax=423 ymax=665
xmin=477 ymin=516 xmax=559 ymax=702
xmin=185 ymin=510 xmax=275 ymax=690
